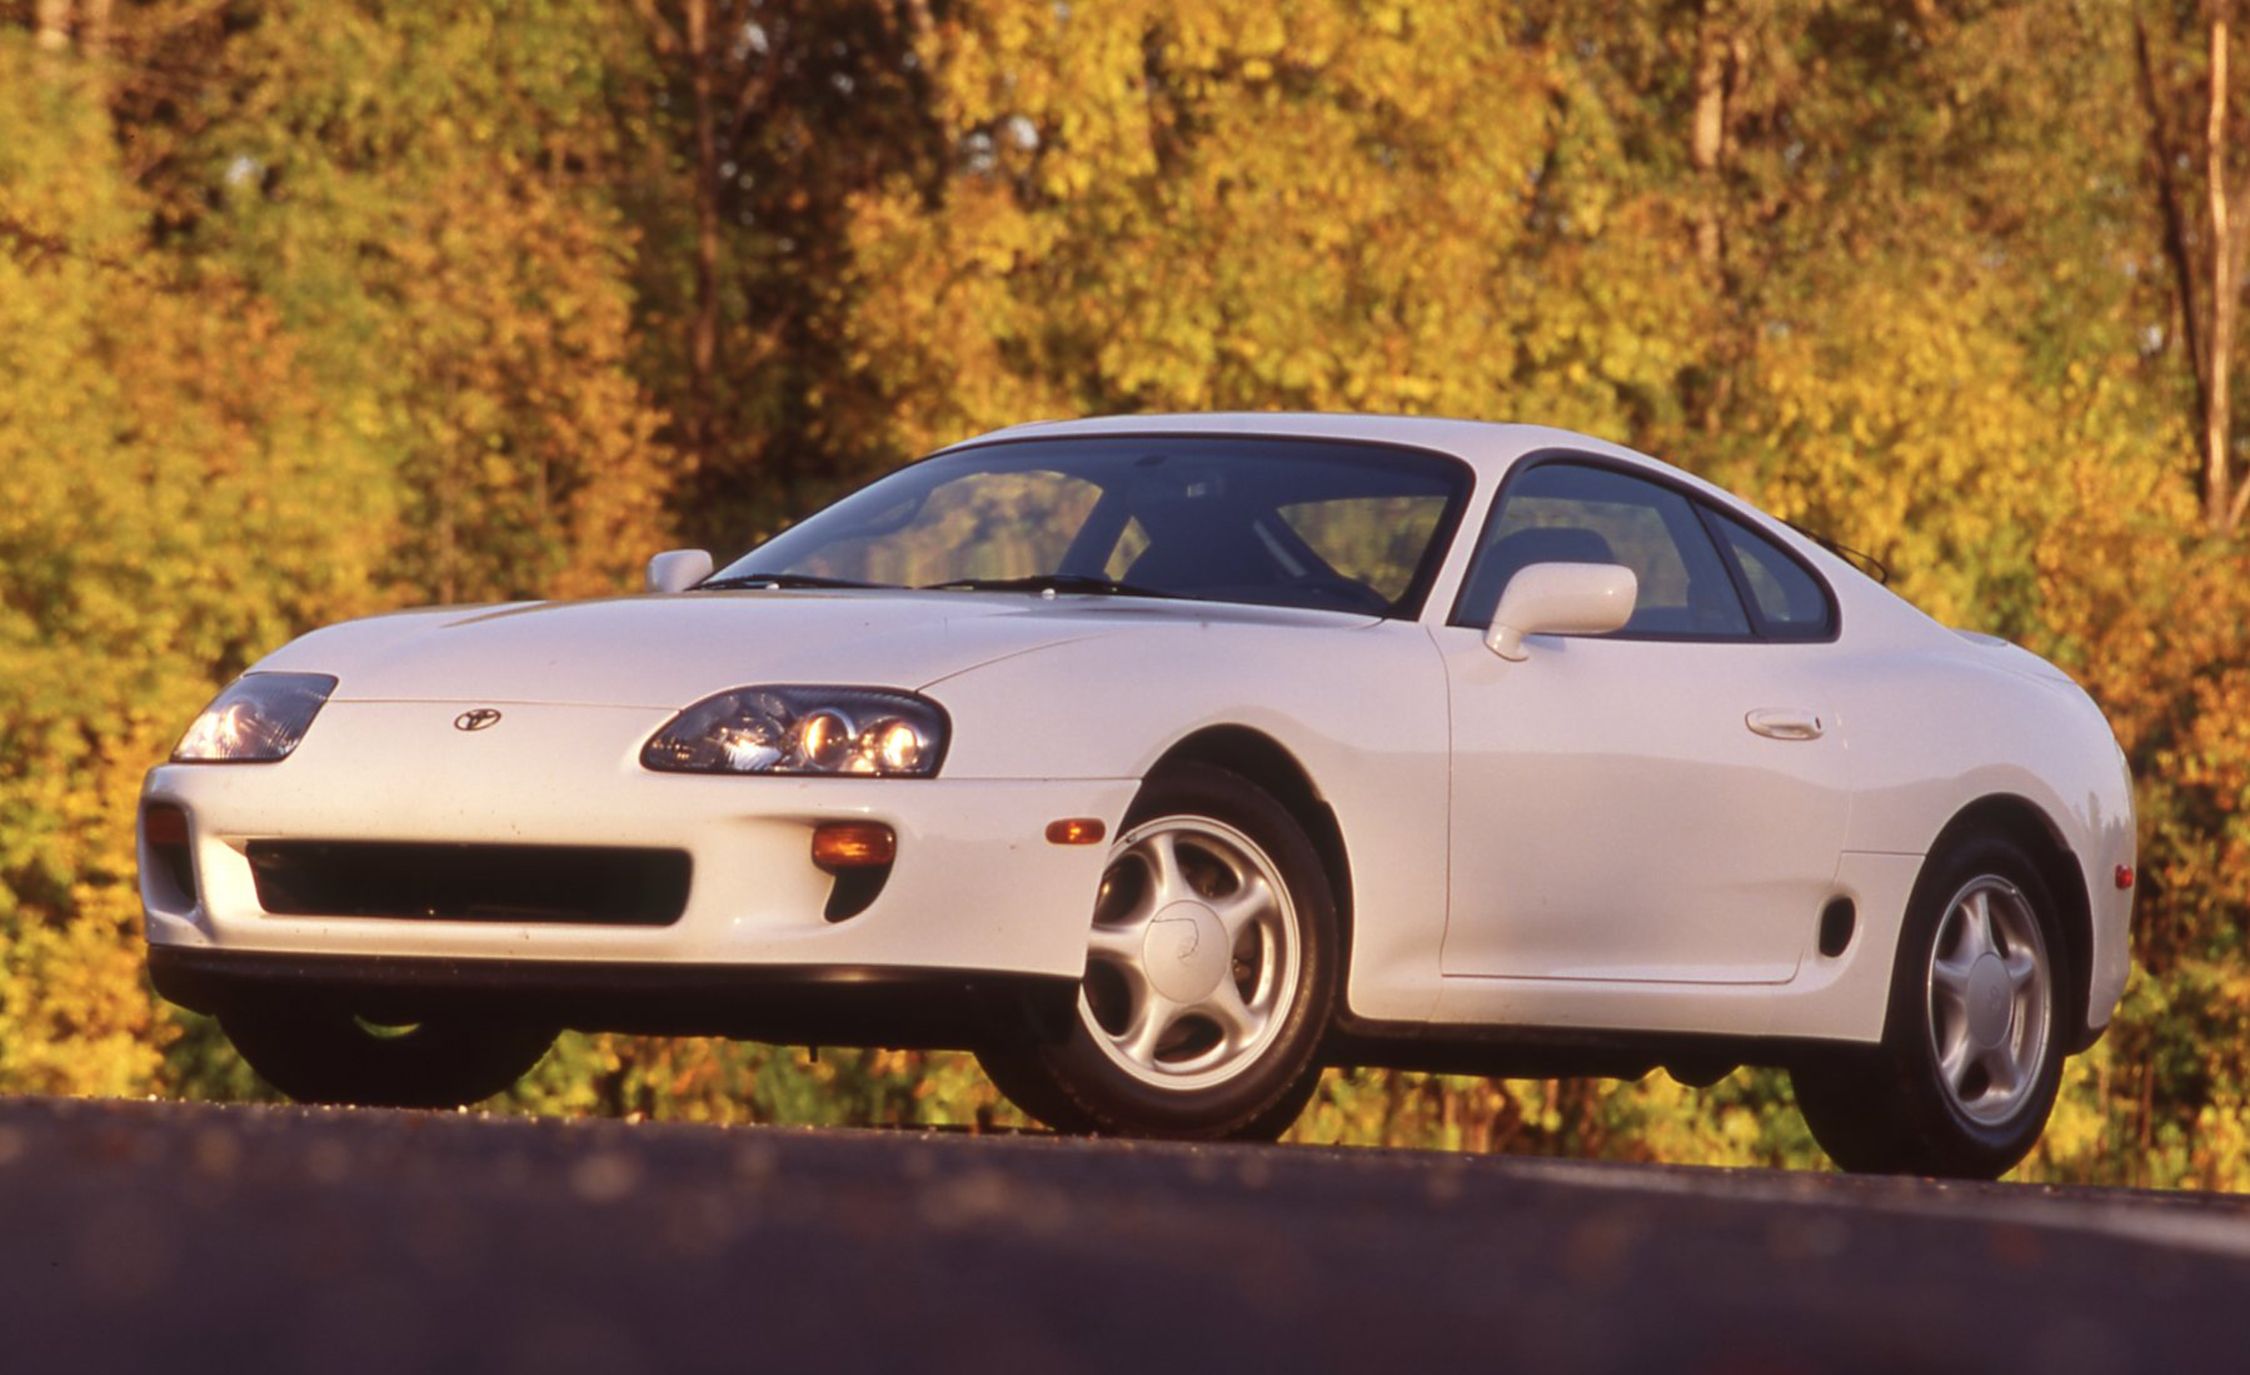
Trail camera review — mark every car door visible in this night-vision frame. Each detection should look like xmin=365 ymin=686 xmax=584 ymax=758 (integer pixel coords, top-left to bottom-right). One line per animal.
xmin=1437 ymin=458 xmax=1853 ymax=984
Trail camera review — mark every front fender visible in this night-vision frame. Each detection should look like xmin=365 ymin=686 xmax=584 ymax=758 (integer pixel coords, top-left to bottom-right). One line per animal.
xmin=924 ymin=619 xmax=1454 ymax=1022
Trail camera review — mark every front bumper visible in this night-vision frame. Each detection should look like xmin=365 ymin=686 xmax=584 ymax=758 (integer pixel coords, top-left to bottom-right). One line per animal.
xmin=141 ymin=699 xmax=1136 ymax=1009
xmin=147 ymin=946 xmax=1079 ymax=1048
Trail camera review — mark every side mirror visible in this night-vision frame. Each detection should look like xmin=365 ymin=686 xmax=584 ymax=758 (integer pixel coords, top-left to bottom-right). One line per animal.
xmin=1485 ymin=562 xmax=1638 ymax=661
xmin=645 ymin=549 xmax=714 ymax=594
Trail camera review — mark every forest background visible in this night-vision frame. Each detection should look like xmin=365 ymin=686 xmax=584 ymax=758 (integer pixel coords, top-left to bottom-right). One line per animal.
xmin=6 ymin=0 xmax=2250 ymax=1186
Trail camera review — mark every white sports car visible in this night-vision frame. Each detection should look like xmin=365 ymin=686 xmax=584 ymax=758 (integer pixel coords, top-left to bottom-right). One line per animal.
xmin=140 ymin=414 xmax=2135 ymax=1177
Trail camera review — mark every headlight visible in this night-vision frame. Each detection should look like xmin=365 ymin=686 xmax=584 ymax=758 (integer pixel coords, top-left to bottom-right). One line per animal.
xmin=172 ymin=673 xmax=338 ymax=763
xmin=641 ymin=686 xmax=949 ymax=777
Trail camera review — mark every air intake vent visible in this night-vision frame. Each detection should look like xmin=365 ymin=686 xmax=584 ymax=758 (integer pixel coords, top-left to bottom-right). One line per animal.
xmin=142 ymin=804 xmax=197 ymax=908
xmin=247 ymin=841 xmax=690 ymax=926
xmin=1818 ymin=898 xmax=1857 ymax=958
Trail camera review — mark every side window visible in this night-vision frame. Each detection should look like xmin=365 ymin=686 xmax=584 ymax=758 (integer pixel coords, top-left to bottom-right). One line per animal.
xmin=1709 ymin=512 xmax=1835 ymax=639
xmin=1455 ymin=463 xmax=1751 ymax=638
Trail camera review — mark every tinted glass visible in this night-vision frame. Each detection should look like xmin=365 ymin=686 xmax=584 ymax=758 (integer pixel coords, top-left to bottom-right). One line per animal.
xmin=755 ymin=469 xmax=1103 ymax=589
xmin=1275 ymin=494 xmax=1450 ymax=603
xmin=1712 ymin=512 xmax=1834 ymax=638
xmin=716 ymin=436 xmax=1470 ymax=617
xmin=1456 ymin=463 xmax=1752 ymax=638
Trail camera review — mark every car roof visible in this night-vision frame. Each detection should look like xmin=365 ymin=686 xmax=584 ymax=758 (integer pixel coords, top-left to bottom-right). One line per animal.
xmin=939 ymin=412 xmax=1646 ymax=483
xmin=930 ymin=410 xmax=1931 ymax=636
xmin=941 ymin=411 xmax=1892 ymax=611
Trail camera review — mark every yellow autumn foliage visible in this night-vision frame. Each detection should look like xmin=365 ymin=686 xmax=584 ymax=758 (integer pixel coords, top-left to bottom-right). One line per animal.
xmin=4 ymin=0 xmax=2250 ymax=1189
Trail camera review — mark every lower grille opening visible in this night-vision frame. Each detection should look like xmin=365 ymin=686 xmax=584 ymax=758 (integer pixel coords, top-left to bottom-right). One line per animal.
xmin=246 ymin=841 xmax=691 ymax=926
xmin=823 ymin=864 xmax=892 ymax=922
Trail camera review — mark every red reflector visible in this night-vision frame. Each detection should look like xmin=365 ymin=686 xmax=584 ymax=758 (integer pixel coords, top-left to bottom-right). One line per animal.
xmin=2115 ymin=865 xmax=2135 ymax=891
xmin=1045 ymin=818 xmax=1107 ymax=846
xmin=143 ymin=805 xmax=190 ymax=846
xmin=811 ymin=822 xmax=895 ymax=872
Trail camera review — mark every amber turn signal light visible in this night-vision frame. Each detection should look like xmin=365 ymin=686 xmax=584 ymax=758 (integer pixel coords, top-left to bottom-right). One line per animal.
xmin=811 ymin=822 xmax=896 ymax=872
xmin=142 ymin=804 xmax=190 ymax=846
xmin=1045 ymin=818 xmax=1106 ymax=846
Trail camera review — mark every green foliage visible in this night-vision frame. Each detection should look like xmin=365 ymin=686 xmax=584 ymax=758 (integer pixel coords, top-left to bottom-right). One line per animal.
xmin=161 ymin=0 xmax=681 ymax=601
xmin=4 ymin=0 xmax=2250 ymax=1188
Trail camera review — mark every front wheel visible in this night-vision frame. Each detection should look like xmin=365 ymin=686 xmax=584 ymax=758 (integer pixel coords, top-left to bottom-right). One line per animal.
xmin=1792 ymin=836 xmax=2069 ymax=1179
xmin=220 ymin=1005 xmax=556 ymax=1109
xmin=978 ymin=763 xmax=1338 ymax=1140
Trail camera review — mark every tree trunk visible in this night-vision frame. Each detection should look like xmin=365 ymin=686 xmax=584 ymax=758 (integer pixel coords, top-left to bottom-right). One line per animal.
xmin=80 ymin=0 xmax=109 ymax=62
xmin=1690 ymin=2 xmax=1728 ymax=274
xmin=33 ymin=0 xmax=70 ymax=52
xmin=685 ymin=0 xmax=722 ymax=478
xmin=2134 ymin=4 xmax=2250 ymax=532
xmin=2208 ymin=15 xmax=2236 ymax=530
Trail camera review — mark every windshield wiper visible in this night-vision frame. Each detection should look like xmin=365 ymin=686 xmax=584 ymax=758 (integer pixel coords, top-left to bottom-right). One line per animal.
xmin=921 ymin=573 xmax=1182 ymax=600
xmin=695 ymin=572 xmax=893 ymax=591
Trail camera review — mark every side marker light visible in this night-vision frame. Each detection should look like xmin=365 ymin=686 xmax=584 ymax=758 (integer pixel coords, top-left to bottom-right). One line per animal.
xmin=143 ymin=805 xmax=190 ymax=846
xmin=1045 ymin=818 xmax=1107 ymax=846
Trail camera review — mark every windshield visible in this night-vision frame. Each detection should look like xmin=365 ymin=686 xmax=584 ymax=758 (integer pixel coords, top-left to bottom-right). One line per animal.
xmin=711 ymin=435 xmax=1472 ymax=618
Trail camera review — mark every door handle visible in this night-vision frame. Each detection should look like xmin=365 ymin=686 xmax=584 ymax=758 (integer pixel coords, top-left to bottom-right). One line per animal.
xmin=1746 ymin=708 xmax=1825 ymax=741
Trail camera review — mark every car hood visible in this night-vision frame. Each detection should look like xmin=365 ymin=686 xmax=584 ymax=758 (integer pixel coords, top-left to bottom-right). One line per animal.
xmin=255 ymin=590 xmax=1373 ymax=709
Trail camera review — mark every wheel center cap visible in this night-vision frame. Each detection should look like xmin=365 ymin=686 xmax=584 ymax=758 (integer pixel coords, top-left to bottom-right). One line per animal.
xmin=1143 ymin=902 xmax=1229 ymax=1004
xmin=1966 ymin=953 xmax=2013 ymax=1049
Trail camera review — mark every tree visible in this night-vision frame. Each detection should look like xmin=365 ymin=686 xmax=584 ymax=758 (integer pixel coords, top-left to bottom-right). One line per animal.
xmin=7 ymin=0 xmax=2250 ymax=1184
xmin=2135 ymin=0 xmax=2250 ymax=532
xmin=612 ymin=0 xmax=937 ymax=552
xmin=0 ymin=29 xmax=392 ymax=1091
xmin=842 ymin=2 xmax=1709 ymax=453
xmin=140 ymin=0 xmax=683 ymax=602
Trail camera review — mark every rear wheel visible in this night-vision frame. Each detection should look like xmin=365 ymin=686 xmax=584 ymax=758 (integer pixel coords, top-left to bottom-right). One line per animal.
xmin=1792 ymin=836 xmax=2069 ymax=1179
xmin=220 ymin=1005 xmax=555 ymax=1109
xmin=979 ymin=764 xmax=1338 ymax=1140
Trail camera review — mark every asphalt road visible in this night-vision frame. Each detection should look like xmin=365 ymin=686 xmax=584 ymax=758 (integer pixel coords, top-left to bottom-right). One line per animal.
xmin=1 ymin=1097 xmax=2245 ymax=1374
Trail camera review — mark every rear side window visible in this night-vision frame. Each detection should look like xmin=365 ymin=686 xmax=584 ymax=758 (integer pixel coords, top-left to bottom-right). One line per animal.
xmin=1455 ymin=463 xmax=1751 ymax=638
xmin=1709 ymin=513 xmax=1835 ymax=640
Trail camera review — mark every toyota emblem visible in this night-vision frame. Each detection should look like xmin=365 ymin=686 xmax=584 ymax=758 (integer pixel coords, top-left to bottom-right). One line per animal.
xmin=453 ymin=708 xmax=503 ymax=732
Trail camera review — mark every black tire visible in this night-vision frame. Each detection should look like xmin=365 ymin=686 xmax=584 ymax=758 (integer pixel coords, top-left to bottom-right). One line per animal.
xmin=220 ymin=1004 xmax=556 ymax=1109
xmin=1230 ymin=1057 xmax=1330 ymax=1142
xmin=1792 ymin=835 xmax=2071 ymax=1179
xmin=974 ymin=1035 xmax=1101 ymax=1134
xmin=977 ymin=763 xmax=1339 ymax=1140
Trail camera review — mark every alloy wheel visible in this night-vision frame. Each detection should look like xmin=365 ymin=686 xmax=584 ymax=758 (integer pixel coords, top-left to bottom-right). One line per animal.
xmin=1079 ymin=816 xmax=1302 ymax=1092
xmin=1924 ymin=875 xmax=2052 ymax=1127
